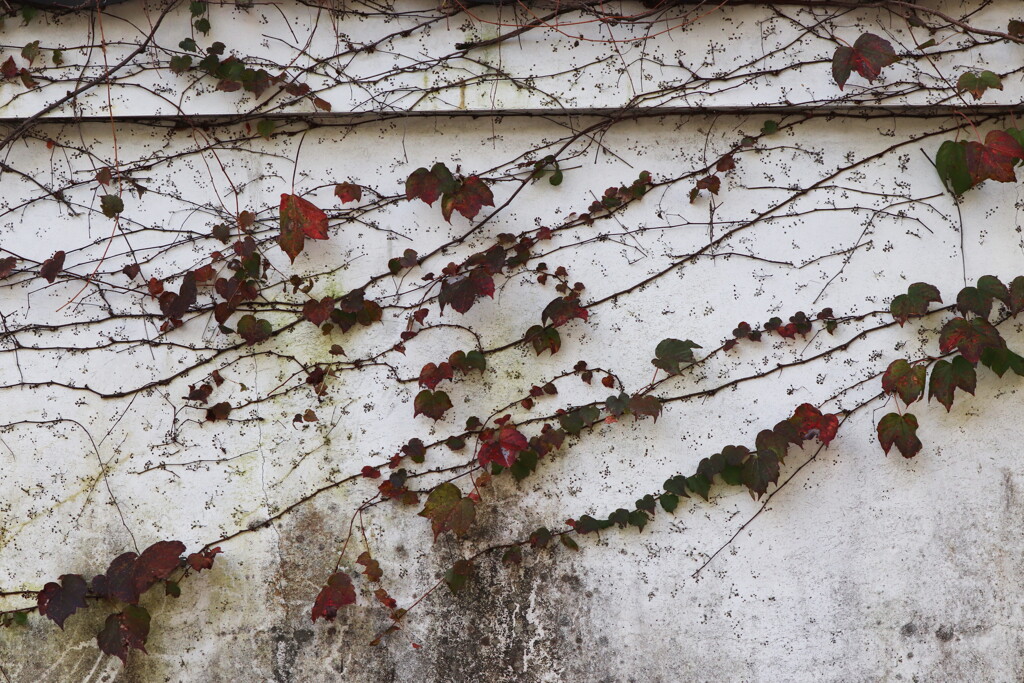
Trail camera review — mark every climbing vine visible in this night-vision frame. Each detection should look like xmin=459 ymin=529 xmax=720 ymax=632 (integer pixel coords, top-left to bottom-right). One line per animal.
xmin=0 ymin=0 xmax=1022 ymax=673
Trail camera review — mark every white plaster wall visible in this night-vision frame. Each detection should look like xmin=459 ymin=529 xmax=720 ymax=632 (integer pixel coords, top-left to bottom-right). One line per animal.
xmin=0 ymin=1 xmax=1022 ymax=681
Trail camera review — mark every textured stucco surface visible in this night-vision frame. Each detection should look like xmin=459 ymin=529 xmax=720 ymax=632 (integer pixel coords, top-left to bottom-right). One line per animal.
xmin=1 ymin=1 xmax=1023 ymax=681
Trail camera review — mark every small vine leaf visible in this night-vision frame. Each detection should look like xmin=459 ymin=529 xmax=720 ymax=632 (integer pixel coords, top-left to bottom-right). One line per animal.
xmin=438 ymin=268 xmax=494 ymax=314
xmin=0 ymin=256 xmax=16 ymax=279
xmin=652 ymin=338 xmax=701 ymax=374
xmin=97 ymin=605 xmax=150 ymax=664
xmin=935 ymin=140 xmax=972 ymax=195
xmin=889 ymin=282 xmax=941 ymax=325
xmin=956 ymin=71 xmax=1002 ymax=100
xmin=279 ymin=193 xmax=329 ymax=262
xmin=938 ymin=317 xmax=1005 ymax=364
xmin=444 ymin=559 xmax=474 ymax=594
xmin=1011 ymin=19 xmax=1024 ymax=38
xmin=132 ymin=540 xmax=186 ymax=596
xmin=976 ymin=275 xmax=1010 ymax=306
xmin=311 ymin=572 xmax=356 ymax=622
xmin=541 ymin=296 xmax=589 ymax=327
xmin=356 ymin=551 xmax=383 ymax=581
xmin=418 ymin=362 xmax=453 ymax=390
xmin=877 ymin=412 xmax=922 ymax=458
xmin=956 ymin=286 xmax=993 ymax=319
xmin=628 ymin=394 xmax=662 ymax=422
xmin=206 ymin=402 xmax=231 ymax=421
xmin=40 ymin=251 xmax=65 ymax=283
xmin=37 ymin=574 xmax=88 ymax=629
xmin=419 ymin=483 xmax=475 ymax=540
xmin=334 ymin=182 xmax=362 ymax=204
xmin=965 ymin=130 xmax=1024 ymax=185
xmin=1010 ymin=276 xmax=1024 ymax=316
xmin=478 ymin=425 xmax=529 ymax=468
xmin=525 ymin=324 xmax=560 ymax=355
xmin=302 ymin=297 xmax=334 ymax=326
xmin=406 ymin=163 xmax=456 ymax=206
xmin=101 ymin=194 xmax=124 ymax=218
xmin=236 ymin=314 xmax=272 ymax=345
xmin=1 ymin=57 xmax=17 ymax=79
xmin=882 ymin=360 xmax=927 ymax=405
xmin=980 ymin=346 xmax=1024 ymax=378
xmin=685 ymin=474 xmax=711 ymax=501
xmin=928 ymin=356 xmax=977 ymax=412
xmin=91 ymin=552 xmax=141 ymax=604
xmin=413 ymin=389 xmax=452 ymax=420
xmin=441 ymin=176 xmax=494 ymax=222
xmin=742 ymin=452 xmax=780 ymax=499
xmin=832 ymin=33 xmax=899 ymax=90
xmin=186 ymin=547 xmax=222 ymax=572
xmin=789 ymin=403 xmax=840 ymax=444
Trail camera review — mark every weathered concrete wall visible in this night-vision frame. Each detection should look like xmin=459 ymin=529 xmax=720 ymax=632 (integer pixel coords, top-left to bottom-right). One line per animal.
xmin=1 ymin=1 xmax=1023 ymax=681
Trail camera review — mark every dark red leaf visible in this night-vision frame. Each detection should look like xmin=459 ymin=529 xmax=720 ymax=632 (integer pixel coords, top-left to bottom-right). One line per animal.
xmin=40 ymin=250 xmax=65 ymax=283
xmin=789 ymin=403 xmax=840 ymax=444
xmin=832 ymin=33 xmax=899 ymax=90
xmin=439 ymin=268 xmax=494 ymax=314
xmin=279 ymin=193 xmax=329 ymax=262
xmin=37 ymin=574 xmax=88 ymax=629
xmin=91 ymin=552 xmax=140 ymax=604
xmin=97 ymin=605 xmax=150 ymax=664
xmin=186 ymin=547 xmax=222 ymax=572
xmin=418 ymin=362 xmax=453 ymax=390
xmin=361 ymin=465 xmax=381 ymax=478
xmin=311 ymin=572 xmax=356 ymax=622
xmin=0 ymin=256 xmax=17 ymax=279
xmin=357 ymin=551 xmax=383 ymax=582
xmin=418 ymin=482 xmax=476 ymax=540
xmin=965 ymin=130 xmax=1024 ymax=185
xmin=541 ymin=296 xmax=589 ymax=327
xmin=478 ymin=425 xmax=529 ymax=468
xmin=133 ymin=540 xmax=185 ymax=596
xmin=303 ymin=297 xmax=334 ymax=326
xmin=206 ymin=401 xmax=232 ymax=421
xmin=938 ymin=317 xmax=1005 ymax=364
xmin=441 ymin=176 xmax=494 ymax=222
xmin=0 ymin=57 xmax=17 ymax=80
xmin=334 ymin=182 xmax=362 ymax=204
xmin=881 ymin=359 xmax=926 ymax=405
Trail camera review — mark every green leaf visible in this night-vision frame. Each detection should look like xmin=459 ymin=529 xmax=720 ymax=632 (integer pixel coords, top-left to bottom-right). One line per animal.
xmin=936 ymin=140 xmax=972 ymax=195
xmin=525 ymin=324 xmax=560 ymax=356
xmin=877 ymin=412 xmax=922 ymax=458
xmin=890 ymin=282 xmax=942 ymax=325
xmin=956 ymin=71 xmax=1002 ymax=100
xmin=100 ymin=194 xmax=124 ymax=218
xmin=979 ymin=346 xmax=1024 ymax=378
xmin=761 ymin=120 xmax=779 ymax=135
xmin=956 ymin=286 xmax=992 ymax=318
xmin=179 ymin=38 xmax=198 ymax=52
xmin=444 ymin=560 xmax=473 ymax=594
xmin=560 ymin=535 xmax=579 ymax=551
xmin=882 ymin=359 xmax=926 ymax=405
xmin=256 ymin=119 xmax=275 ymax=140
xmin=977 ymin=275 xmax=1010 ymax=306
xmin=1010 ymin=276 xmax=1024 ymax=316
xmin=685 ymin=474 xmax=710 ymax=501
xmin=189 ymin=0 xmax=207 ymax=16
xmin=418 ymin=483 xmax=475 ymax=540
xmin=660 ymin=493 xmax=679 ymax=513
xmin=194 ymin=17 xmax=212 ymax=34
xmin=928 ymin=356 xmax=976 ymax=412
xmin=742 ymin=452 xmax=780 ymax=499
xmin=169 ymin=55 xmax=192 ymax=74
xmin=236 ymin=314 xmax=272 ymax=345
xmin=651 ymin=338 xmax=701 ymax=375
xmin=627 ymin=509 xmax=650 ymax=532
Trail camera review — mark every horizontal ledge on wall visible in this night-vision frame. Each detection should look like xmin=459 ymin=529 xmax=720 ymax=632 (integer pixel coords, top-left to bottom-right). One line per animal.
xmin=6 ymin=104 xmax=1023 ymax=125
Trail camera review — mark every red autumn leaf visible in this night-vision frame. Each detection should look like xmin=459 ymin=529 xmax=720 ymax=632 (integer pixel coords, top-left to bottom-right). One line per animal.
xmin=374 ymin=588 xmax=398 ymax=610
xmin=877 ymin=412 xmax=922 ymax=458
xmin=832 ymin=33 xmax=899 ymax=90
xmin=91 ymin=552 xmax=141 ymax=604
xmin=334 ymin=182 xmax=362 ymax=204
xmin=405 ymin=163 xmax=455 ymax=206
xmin=132 ymin=541 xmax=186 ymax=596
xmin=40 ymin=250 xmax=65 ymax=283
xmin=477 ymin=425 xmax=529 ymax=468
xmin=541 ymin=296 xmax=589 ymax=327
xmin=147 ymin=277 xmax=164 ymax=297
xmin=361 ymin=465 xmax=381 ymax=479
xmin=302 ymin=296 xmax=334 ymax=326
xmin=418 ymin=362 xmax=453 ymax=390
xmin=716 ymin=155 xmax=736 ymax=172
xmin=311 ymin=572 xmax=356 ymax=622
xmin=628 ymin=394 xmax=662 ymax=422
xmin=158 ymin=271 xmax=197 ymax=322
xmin=97 ymin=605 xmax=150 ymax=664
xmin=356 ymin=551 xmax=383 ymax=581
xmin=938 ymin=316 xmax=1005 ymax=364
xmin=38 ymin=574 xmax=88 ymax=629
xmin=279 ymin=193 xmax=329 ymax=262
xmin=418 ymin=483 xmax=476 ymax=539
xmin=965 ymin=130 xmax=1024 ymax=185
xmin=413 ymin=389 xmax=452 ymax=420
xmin=789 ymin=403 xmax=839 ymax=445
xmin=206 ymin=401 xmax=232 ymax=421
xmin=186 ymin=547 xmax=222 ymax=572
xmin=0 ymin=256 xmax=17 ymax=279
xmin=695 ymin=175 xmax=721 ymax=195
xmin=438 ymin=268 xmax=494 ymax=314
xmin=0 ymin=57 xmax=16 ymax=80
xmin=441 ymin=176 xmax=494 ymax=222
